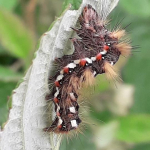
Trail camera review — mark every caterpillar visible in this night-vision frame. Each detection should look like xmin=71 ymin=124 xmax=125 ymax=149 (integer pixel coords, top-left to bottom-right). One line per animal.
xmin=44 ymin=4 xmax=132 ymax=134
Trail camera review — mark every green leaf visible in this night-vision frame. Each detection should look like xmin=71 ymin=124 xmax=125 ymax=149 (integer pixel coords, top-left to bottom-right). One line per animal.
xmin=0 ymin=0 xmax=18 ymax=10
xmin=110 ymin=3 xmax=150 ymax=114
xmin=0 ymin=81 xmax=16 ymax=125
xmin=0 ymin=65 xmax=22 ymax=82
xmin=0 ymin=9 xmax=35 ymax=59
xmin=120 ymin=0 xmax=150 ymax=18
xmin=61 ymin=128 xmax=96 ymax=150
xmin=63 ymin=0 xmax=82 ymax=11
xmin=0 ymin=44 xmax=7 ymax=54
xmin=122 ymin=18 xmax=150 ymax=113
xmin=132 ymin=143 xmax=150 ymax=150
xmin=117 ymin=115 xmax=150 ymax=143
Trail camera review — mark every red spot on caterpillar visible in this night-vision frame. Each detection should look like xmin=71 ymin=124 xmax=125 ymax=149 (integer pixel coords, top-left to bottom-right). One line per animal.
xmin=84 ymin=6 xmax=87 ymax=12
xmin=96 ymin=53 xmax=102 ymax=60
xmin=58 ymin=125 xmax=62 ymax=129
xmin=54 ymin=97 xmax=59 ymax=103
xmin=55 ymin=81 xmax=60 ymax=87
xmin=63 ymin=67 xmax=69 ymax=73
xmin=80 ymin=59 xmax=86 ymax=66
xmin=57 ymin=112 xmax=60 ymax=116
xmin=68 ymin=114 xmax=74 ymax=118
xmin=104 ymin=45 xmax=109 ymax=51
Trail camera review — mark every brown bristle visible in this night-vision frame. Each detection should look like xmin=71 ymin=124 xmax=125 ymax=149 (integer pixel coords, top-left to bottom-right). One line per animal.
xmin=56 ymin=130 xmax=68 ymax=134
xmin=61 ymin=76 xmax=80 ymax=106
xmin=69 ymin=75 xmax=81 ymax=94
xmin=104 ymin=61 xmax=120 ymax=81
xmin=66 ymin=98 xmax=72 ymax=106
xmin=116 ymin=42 xmax=132 ymax=56
xmin=44 ymin=127 xmax=54 ymax=132
xmin=82 ymin=69 xmax=95 ymax=86
xmin=111 ymin=29 xmax=125 ymax=39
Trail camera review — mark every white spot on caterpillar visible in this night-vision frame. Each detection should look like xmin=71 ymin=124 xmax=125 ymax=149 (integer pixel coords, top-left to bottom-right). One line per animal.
xmin=85 ymin=57 xmax=92 ymax=64
xmin=85 ymin=23 xmax=90 ymax=27
xmin=94 ymin=34 xmax=100 ymax=37
xmin=111 ymin=61 xmax=114 ymax=66
xmin=54 ymin=87 xmax=59 ymax=97
xmin=71 ymin=120 xmax=78 ymax=127
xmin=69 ymin=107 xmax=76 ymax=113
xmin=70 ymin=92 xmax=76 ymax=100
xmin=91 ymin=57 xmax=96 ymax=61
xmin=93 ymin=71 xmax=97 ymax=76
xmin=74 ymin=59 xmax=80 ymax=64
xmin=56 ymin=104 xmax=60 ymax=111
xmin=100 ymin=50 xmax=107 ymax=55
xmin=67 ymin=63 xmax=76 ymax=68
xmin=60 ymin=70 xmax=64 ymax=75
xmin=58 ymin=117 xmax=63 ymax=126
xmin=56 ymin=74 xmax=64 ymax=81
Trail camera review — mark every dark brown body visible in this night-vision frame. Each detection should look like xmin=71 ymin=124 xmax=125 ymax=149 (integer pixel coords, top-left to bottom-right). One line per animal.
xmin=45 ymin=4 xmax=131 ymax=133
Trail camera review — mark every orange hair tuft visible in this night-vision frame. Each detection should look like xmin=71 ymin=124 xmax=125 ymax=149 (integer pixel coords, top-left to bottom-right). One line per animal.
xmin=104 ymin=61 xmax=121 ymax=81
xmin=111 ymin=29 xmax=125 ymax=39
xmin=116 ymin=42 xmax=132 ymax=57
xmin=82 ymin=69 xmax=95 ymax=86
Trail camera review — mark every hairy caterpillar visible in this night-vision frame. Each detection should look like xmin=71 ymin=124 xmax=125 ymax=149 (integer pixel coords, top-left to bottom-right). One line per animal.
xmin=44 ymin=4 xmax=132 ymax=134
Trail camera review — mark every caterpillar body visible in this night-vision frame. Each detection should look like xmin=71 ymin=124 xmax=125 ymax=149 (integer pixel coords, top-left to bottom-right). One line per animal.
xmin=45 ymin=4 xmax=131 ymax=134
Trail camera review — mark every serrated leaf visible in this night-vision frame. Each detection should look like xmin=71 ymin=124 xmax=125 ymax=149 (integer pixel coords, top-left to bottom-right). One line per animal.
xmin=117 ymin=115 xmax=150 ymax=143
xmin=0 ymin=9 xmax=34 ymax=59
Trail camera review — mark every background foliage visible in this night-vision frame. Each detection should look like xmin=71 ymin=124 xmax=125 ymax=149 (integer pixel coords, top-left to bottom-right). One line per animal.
xmin=0 ymin=0 xmax=150 ymax=149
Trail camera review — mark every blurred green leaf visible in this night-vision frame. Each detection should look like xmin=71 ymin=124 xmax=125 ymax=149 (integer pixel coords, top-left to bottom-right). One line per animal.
xmin=120 ymin=0 xmax=150 ymax=18
xmin=0 ymin=44 xmax=7 ymax=54
xmin=82 ymin=75 xmax=110 ymax=98
xmin=61 ymin=128 xmax=96 ymax=150
xmin=63 ymin=0 xmax=82 ymax=11
xmin=123 ymin=18 xmax=150 ymax=113
xmin=0 ymin=65 xmax=22 ymax=82
xmin=0 ymin=0 xmax=18 ymax=10
xmin=111 ymin=5 xmax=150 ymax=114
xmin=0 ymin=81 xmax=16 ymax=125
xmin=0 ymin=9 xmax=34 ymax=59
xmin=117 ymin=115 xmax=150 ymax=143
xmin=95 ymin=75 xmax=110 ymax=92
xmin=90 ymin=110 xmax=113 ymax=123
xmin=132 ymin=143 xmax=150 ymax=150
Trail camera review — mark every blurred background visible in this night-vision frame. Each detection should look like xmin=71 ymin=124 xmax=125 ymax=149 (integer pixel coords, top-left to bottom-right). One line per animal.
xmin=0 ymin=0 xmax=150 ymax=150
